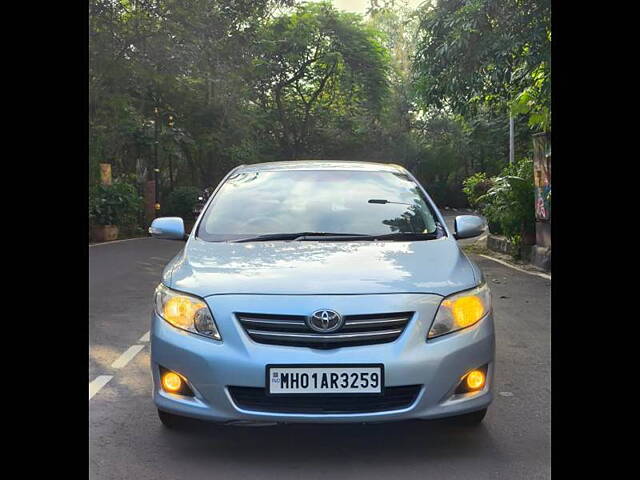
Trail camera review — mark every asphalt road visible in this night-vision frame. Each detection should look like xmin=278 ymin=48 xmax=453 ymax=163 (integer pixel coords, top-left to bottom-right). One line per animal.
xmin=89 ymin=235 xmax=550 ymax=480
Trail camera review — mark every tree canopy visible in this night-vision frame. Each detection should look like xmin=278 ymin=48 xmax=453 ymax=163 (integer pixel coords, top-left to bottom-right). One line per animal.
xmin=413 ymin=0 xmax=551 ymax=131
xmin=251 ymin=1 xmax=390 ymax=159
xmin=89 ymin=0 xmax=551 ymax=215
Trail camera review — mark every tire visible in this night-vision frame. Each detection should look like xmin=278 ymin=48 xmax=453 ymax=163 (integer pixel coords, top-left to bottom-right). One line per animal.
xmin=157 ymin=409 xmax=188 ymax=429
xmin=450 ymin=408 xmax=487 ymax=426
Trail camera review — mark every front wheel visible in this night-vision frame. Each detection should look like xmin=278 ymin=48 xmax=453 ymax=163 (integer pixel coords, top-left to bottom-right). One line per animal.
xmin=450 ymin=408 xmax=487 ymax=426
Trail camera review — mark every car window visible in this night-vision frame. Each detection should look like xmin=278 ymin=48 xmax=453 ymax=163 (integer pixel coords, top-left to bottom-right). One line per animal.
xmin=197 ymin=170 xmax=440 ymax=241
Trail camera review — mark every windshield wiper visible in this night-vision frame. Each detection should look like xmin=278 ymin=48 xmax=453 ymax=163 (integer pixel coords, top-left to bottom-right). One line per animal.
xmin=355 ymin=232 xmax=439 ymax=241
xmin=230 ymin=232 xmax=370 ymax=243
xmin=231 ymin=231 xmax=440 ymax=243
xmin=368 ymin=199 xmax=413 ymax=206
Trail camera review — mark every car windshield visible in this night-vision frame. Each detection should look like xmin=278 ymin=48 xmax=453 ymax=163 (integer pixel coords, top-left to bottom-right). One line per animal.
xmin=197 ymin=169 xmax=441 ymax=242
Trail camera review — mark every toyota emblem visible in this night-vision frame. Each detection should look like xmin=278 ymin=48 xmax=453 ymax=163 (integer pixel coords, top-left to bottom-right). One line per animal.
xmin=307 ymin=309 xmax=343 ymax=333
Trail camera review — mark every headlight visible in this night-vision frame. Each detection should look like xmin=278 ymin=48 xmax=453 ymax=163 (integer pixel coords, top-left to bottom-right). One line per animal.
xmin=154 ymin=284 xmax=221 ymax=340
xmin=428 ymin=282 xmax=491 ymax=339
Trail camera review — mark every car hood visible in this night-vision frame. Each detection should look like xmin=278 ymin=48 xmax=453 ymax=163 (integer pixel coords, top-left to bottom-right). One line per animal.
xmin=165 ymin=237 xmax=478 ymax=298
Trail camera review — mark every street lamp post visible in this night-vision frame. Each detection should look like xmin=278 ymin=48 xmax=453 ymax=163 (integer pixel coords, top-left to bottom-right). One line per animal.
xmin=154 ymin=107 xmax=160 ymax=217
xmin=509 ymin=114 xmax=515 ymax=164
xmin=152 ymin=107 xmax=176 ymax=218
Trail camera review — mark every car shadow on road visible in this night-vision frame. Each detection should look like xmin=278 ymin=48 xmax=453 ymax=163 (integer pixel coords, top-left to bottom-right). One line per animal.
xmin=158 ymin=416 xmax=504 ymax=465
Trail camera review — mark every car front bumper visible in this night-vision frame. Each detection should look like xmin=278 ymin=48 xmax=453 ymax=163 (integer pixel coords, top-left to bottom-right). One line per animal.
xmin=150 ymin=293 xmax=495 ymax=424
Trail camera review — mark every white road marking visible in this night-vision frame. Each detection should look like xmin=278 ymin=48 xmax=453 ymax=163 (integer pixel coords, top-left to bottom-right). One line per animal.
xmin=478 ymin=254 xmax=551 ymax=280
xmin=89 ymin=237 xmax=147 ymax=248
xmin=90 ymin=341 xmax=149 ymax=400
xmin=89 ymin=375 xmax=113 ymax=400
xmin=499 ymin=391 xmax=514 ymax=397
xmin=138 ymin=331 xmax=150 ymax=342
xmin=111 ymin=344 xmax=146 ymax=369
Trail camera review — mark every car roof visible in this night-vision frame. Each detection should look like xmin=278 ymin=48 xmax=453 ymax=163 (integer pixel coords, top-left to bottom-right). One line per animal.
xmin=233 ymin=160 xmax=408 ymax=174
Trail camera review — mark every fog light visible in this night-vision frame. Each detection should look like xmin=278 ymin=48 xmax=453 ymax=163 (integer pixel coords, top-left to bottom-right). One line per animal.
xmin=466 ymin=370 xmax=485 ymax=390
xmin=159 ymin=366 xmax=196 ymax=397
xmin=162 ymin=371 xmax=182 ymax=392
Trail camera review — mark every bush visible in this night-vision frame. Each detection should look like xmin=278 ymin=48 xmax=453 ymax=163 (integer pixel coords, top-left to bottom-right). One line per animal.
xmin=164 ymin=186 xmax=201 ymax=222
xmin=89 ymin=181 xmax=143 ymax=226
xmin=462 ymin=172 xmax=494 ymax=209
xmin=424 ymin=178 xmax=469 ymax=208
xmin=476 ymin=158 xmax=535 ymax=247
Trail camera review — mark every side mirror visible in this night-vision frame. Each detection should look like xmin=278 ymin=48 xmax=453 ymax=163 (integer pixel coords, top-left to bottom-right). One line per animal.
xmin=149 ymin=217 xmax=186 ymax=241
xmin=454 ymin=215 xmax=485 ymax=239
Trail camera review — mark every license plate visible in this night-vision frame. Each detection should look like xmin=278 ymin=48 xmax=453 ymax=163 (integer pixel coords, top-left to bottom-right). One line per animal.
xmin=267 ymin=364 xmax=384 ymax=394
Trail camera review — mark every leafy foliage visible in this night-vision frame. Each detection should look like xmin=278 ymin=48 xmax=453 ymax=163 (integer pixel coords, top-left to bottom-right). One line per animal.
xmin=413 ymin=0 xmax=551 ymax=132
xmin=462 ymin=172 xmax=494 ymax=209
xmin=88 ymin=0 xmax=549 ymax=233
xmin=164 ymin=186 xmax=201 ymax=221
xmin=475 ymin=158 xmax=535 ymax=244
xmin=250 ymin=1 xmax=390 ymax=159
xmin=89 ymin=181 xmax=143 ymax=226
xmin=89 ymin=0 xmax=294 ymax=190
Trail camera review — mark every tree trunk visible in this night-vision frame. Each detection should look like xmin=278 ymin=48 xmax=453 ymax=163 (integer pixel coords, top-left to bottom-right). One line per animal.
xmin=168 ymin=154 xmax=174 ymax=191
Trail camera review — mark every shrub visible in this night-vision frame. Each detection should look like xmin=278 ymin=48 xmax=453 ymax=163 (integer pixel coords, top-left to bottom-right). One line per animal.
xmin=462 ymin=172 xmax=494 ymax=209
xmin=89 ymin=181 xmax=143 ymax=226
xmin=424 ymin=178 xmax=469 ymax=208
xmin=477 ymin=158 xmax=535 ymax=247
xmin=164 ymin=186 xmax=201 ymax=222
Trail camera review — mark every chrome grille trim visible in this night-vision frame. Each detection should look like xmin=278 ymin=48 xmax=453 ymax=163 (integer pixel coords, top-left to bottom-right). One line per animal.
xmin=240 ymin=318 xmax=306 ymax=327
xmin=236 ymin=311 xmax=413 ymax=348
xmin=343 ymin=317 xmax=408 ymax=327
xmin=246 ymin=328 xmax=403 ymax=342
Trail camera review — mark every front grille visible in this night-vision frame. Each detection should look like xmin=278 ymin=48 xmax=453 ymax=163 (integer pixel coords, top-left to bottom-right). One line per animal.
xmin=236 ymin=311 xmax=414 ymax=348
xmin=228 ymin=385 xmax=422 ymax=414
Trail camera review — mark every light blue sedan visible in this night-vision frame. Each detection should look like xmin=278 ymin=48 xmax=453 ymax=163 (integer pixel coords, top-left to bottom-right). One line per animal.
xmin=149 ymin=161 xmax=494 ymax=428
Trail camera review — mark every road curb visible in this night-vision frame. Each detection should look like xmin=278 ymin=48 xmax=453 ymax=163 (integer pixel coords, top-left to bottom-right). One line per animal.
xmin=478 ymin=254 xmax=551 ymax=280
xmin=89 ymin=237 xmax=148 ymax=247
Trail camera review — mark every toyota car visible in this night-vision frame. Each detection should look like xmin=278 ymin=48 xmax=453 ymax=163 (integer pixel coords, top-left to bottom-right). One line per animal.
xmin=149 ymin=161 xmax=494 ymax=428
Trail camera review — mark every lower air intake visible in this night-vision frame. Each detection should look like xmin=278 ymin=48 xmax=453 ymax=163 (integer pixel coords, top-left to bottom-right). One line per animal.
xmin=228 ymin=385 xmax=422 ymax=414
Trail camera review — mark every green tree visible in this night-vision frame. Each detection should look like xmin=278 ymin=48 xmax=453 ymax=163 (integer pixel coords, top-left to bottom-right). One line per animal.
xmin=366 ymin=1 xmax=422 ymax=170
xmin=89 ymin=0 xmax=550 ymax=226
xmin=251 ymin=1 xmax=390 ymax=159
xmin=412 ymin=0 xmax=551 ymax=131
xmin=89 ymin=0 xmax=292 ymax=189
